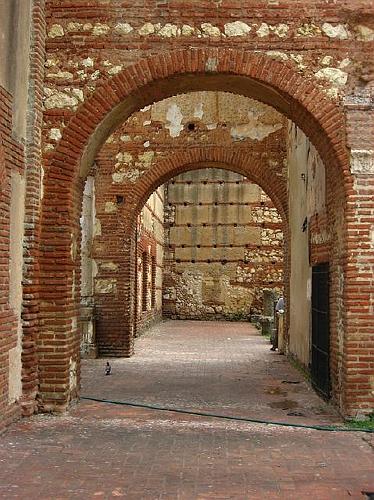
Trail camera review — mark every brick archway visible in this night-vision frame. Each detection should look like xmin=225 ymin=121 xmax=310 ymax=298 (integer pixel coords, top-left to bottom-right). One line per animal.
xmin=38 ymin=47 xmax=353 ymax=414
xmin=49 ymin=47 xmax=349 ymax=184
xmin=122 ymin=149 xmax=288 ymax=228
xmin=94 ymin=148 xmax=289 ymax=355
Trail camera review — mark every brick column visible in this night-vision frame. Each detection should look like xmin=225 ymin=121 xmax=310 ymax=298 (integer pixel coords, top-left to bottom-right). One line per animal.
xmin=21 ymin=0 xmax=46 ymax=416
xmin=342 ymin=99 xmax=374 ymax=416
xmin=37 ymin=176 xmax=83 ymax=412
xmin=93 ymin=207 xmax=136 ymax=357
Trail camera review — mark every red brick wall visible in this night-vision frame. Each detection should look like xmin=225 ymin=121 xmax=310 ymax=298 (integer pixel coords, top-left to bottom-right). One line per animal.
xmin=92 ymin=152 xmax=164 ymax=353
xmin=0 ymin=87 xmax=25 ymax=432
xmin=36 ymin=2 xmax=374 ymax=416
xmin=21 ymin=0 xmax=47 ymax=418
xmin=343 ymin=102 xmax=374 ymax=414
xmin=136 ymin=228 xmax=161 ymax=335
xmin=91 ymin=169 xmax=135 ymax=357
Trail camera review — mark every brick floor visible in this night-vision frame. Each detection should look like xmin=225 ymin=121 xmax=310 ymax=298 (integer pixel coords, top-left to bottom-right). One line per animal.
xmin=0 ymin=320 xmax=373 ymax=499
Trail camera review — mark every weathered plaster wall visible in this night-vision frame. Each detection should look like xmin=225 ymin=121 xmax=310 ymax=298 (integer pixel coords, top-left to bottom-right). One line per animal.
xmin=287 ymin=122 xmax=326 ymax=367
xmin=0 ymin=1 xmax=33 ymax=430
xmin=81 ymin=176 xmax=97 ymax=301
xmin=0 ymin=87 xmax=26 ymax=431
xmin=0 ymin=0 xmax=32 ymax=140
xmin=163 ymin=168 xmax=283 ymax=320
xmin=91 ymin=91 xmax=286 ymax=189
xmin=79 ymin=176 xmax=98 ymax=357
xmin=8 ymin=171 xmax=26 ymax=403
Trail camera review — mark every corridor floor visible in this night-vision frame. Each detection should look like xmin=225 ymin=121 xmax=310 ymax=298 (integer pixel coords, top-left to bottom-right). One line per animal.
xmin=0 ymin=320 xmax=373 ymax=499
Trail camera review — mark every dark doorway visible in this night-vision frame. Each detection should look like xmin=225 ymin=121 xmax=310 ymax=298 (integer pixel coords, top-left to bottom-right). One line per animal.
xmin=311 ymin=263 xmax=330 ymax=398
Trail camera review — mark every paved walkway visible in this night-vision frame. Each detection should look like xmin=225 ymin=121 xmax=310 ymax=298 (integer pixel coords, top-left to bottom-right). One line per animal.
xmin=0 ymin=320 xmax=373 ymax=499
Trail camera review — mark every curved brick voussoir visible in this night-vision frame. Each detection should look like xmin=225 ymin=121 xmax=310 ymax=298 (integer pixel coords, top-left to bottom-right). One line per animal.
xmin=39 ymin=47 xmax=354 ymax=414
xmin=122 ymin=148 xmax=288 ymax=232
xmin=49 ymin=48 xmax=350 ymax=187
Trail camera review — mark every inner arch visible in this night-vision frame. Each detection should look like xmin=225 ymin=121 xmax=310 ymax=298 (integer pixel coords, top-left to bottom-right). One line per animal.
xmin=75 ymin=50 xmax=345 ymax=181
xmin=81 ymin=74 xmax=291 ymax=176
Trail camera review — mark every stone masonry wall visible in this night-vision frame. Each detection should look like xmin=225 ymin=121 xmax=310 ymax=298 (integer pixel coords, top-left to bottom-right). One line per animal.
xmin=33 ymin=1 xmax=374 ymax=416
xmin=42 ymin=0 xmax=372 ymax=139
xmin=163 ymin=168 xmax=283 ymax=320
xmin=90 ymin=91 xmax=287 ymax=350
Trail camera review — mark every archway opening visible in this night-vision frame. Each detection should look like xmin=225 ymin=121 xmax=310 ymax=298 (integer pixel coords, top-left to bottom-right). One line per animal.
xmin=76 ymin=88 xmax=332 ymax=410
xmin=37 ymin=50 xmax=351 ymax=414
xmin=78 ymin=91 xmax=289 ymax=355
xmin=144 ymin=167 xmax=284 ymax=327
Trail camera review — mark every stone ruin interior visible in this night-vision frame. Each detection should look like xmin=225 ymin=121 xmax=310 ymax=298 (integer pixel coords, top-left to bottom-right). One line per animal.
xmin=1 ymin=1 xmax=373 ymax=434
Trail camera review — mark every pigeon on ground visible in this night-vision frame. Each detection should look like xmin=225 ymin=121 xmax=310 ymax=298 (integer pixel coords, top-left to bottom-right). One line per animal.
xmin=105 ymin=361 xmax=112 ymax=375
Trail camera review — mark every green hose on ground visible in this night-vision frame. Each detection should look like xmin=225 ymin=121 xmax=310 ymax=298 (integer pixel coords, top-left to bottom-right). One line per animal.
xmin=81 ymin=396 xmax=374 ymax=434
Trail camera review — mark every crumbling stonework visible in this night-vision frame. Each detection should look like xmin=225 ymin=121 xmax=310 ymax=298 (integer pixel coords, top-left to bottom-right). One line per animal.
xmin=89 ymin=90 xmax=287 ymax=348
xmin=163 ymin=169 xmax=283 ymax=320
xmin=0 ymin=0 xmax=373 ymax=430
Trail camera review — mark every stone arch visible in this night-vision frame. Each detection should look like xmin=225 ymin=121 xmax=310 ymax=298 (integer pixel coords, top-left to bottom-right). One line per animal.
xmin=38 ymin=47 xmax=351 ymax=413
xmin=118 ymin=148 xmax=288 ymax=229
xmin=93 ymin=148 xmax=289 ymax=350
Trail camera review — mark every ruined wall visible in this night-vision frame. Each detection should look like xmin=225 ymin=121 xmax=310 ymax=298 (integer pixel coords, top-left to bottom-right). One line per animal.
xmin=0 ymin=1 xmax=33 ymax=431
xmin=163 ymin=168 xmax=283 ymax=320
xmin=88 ymin=91 xmax=286 ymax=351
xmin=287 ymin=123 xmax=327 ymax=367
xmin=36 ymin=0 xmax=374 ymax=415
xmin=95 ymin=91 xmax=286 ymax=184
xmin=91 ymin=160 xmax=164 ymax=352
xmin=136 ymin=188 xmax=164 ymax=334
xmin=41 ymin=1 xmax=373 ymax=163
xmin=0 ymin=0 xmax=371 ymax=429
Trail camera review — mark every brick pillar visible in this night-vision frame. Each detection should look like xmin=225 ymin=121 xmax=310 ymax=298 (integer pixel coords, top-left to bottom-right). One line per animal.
xmin=94 ymin=210 xmax=136 ymax=357
xmin=343 ymin=162 xmax=374 ymax=416
xmin=22 ymin=0 xmax=46 ymax=416
xmin=342 ymin=99 xmax=374 ymax=416
xmin=37 ymin=172 xmax=83 ymax=412
xmin=0 ymin=99 xmax=22 ymax=430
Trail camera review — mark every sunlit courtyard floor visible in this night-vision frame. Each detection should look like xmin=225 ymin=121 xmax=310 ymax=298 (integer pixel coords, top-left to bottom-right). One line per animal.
xmin=0 ymin=320 xmax=373 ymax=499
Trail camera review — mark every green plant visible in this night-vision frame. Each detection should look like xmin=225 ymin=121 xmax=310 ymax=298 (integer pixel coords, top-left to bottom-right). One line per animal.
xmin=345 ymin=413 xmax=374 ymax=431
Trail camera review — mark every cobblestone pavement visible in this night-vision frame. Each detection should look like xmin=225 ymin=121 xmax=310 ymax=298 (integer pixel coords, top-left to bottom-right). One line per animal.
xmin=0 ymin=320 xmax=373 ymax=499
